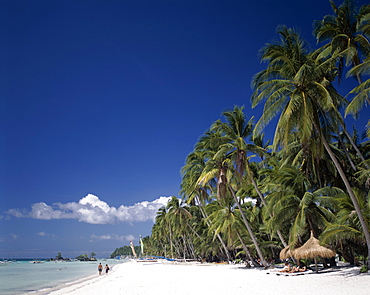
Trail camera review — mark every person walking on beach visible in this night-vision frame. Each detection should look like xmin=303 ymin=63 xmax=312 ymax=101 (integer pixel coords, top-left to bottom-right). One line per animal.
xmin=105 ymin=264 xmax=110 ymax=275
xmin=98 ymin=263 xmax=103 ymax=275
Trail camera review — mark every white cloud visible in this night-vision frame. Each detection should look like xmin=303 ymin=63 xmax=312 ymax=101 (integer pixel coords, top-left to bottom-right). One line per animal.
xmin=37 ymin=231 xmax=55 ymax=237
xmin=7 ymin=209 xmax=25 ymax=218
xmin=10 ymin=233 xmax=18 ymax=239
xmin=90 ymin=234 xmax=134 ymax=242
xmin=7 ymin=194 xmax=171 ymax=225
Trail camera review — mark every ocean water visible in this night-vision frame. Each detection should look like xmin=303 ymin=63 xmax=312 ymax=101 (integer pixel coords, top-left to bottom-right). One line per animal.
xmin=0 ymin=259 xmax=125 ymax=295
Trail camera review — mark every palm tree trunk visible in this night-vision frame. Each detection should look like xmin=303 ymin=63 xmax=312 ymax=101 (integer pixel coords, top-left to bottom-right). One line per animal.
xmin=182 ymin=235 xmax=187 ymax=259
xmin=341 ymin=124 xmax=370 ymax=169
xmin=321 ymin=132 xmax=370 ymax=267
xmin=338 ymin=134 xmax=357 ymax=171
xmin=236 ymin=230 xmax=260 ymax=267
xmin=247 ymin=162 xmax=288 ymax=247
xmin=228 ymin=184 xmax=268 ymax=267
xmin=195 ymin=195 xmax=232 ymax=262
xmin=168 ymin=223 xmax=176 ymax=259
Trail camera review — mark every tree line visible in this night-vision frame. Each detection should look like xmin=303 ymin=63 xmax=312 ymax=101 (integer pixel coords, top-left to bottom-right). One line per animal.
xmin=142 ymin=0 xmax=370 ymax=269
xmin=110 ymin=246 xmax=142 ymax=258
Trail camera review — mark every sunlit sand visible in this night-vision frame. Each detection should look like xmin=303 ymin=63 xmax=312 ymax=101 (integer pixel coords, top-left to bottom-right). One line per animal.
xmin=42 ymin=261 xmax=369 ymax=295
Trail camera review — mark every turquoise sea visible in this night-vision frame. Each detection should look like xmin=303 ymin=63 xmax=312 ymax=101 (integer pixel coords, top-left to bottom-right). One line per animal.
xmin=0 ymin=259 xmax=126 ymax=295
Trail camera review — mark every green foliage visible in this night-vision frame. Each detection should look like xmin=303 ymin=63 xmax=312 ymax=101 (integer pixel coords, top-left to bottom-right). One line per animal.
xmin=360 ymin=265 xmax=368 ymax=273
xmin=75 ymin=254 xmax=88 ymax=261
xmin=110 ymin=246 xmax=142 ymax=258
xmin=144 ymin=0 xmax=370 ymax=266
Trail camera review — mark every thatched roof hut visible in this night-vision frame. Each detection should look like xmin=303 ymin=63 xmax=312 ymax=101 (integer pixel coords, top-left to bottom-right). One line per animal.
xmin=292 ymin=232 xmax=335 ymax=272
xmin=279 ymin=246 xmax=293 ymax=261
xmin=293 ymin=232 xmax=335 ymax=260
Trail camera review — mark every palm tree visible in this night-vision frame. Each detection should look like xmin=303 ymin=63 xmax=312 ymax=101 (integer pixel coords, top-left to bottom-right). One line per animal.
xmin=212 ymin=106 xmax=288 ymax=248
xmin=184 ymin=121 xmax=268 ymax=265
xmin=198 ymin=113 xmax=269 ymax=266
xmin=211 ymin=106 xmax=254 ymax=180
xmin=313 ymin=0 xmax=370 ymax=170
xmin=152 ymin=207 xmax=170 ymax=257
xmin=313 ymin=0 xmax=370 ymax=84
xmin=165 ymin=196 xmax=200 ymax=259
xmin=314 ymin=0 xmax=370 ymax=169
xmin=321 ymin=188 xmax=369 ymax=264
xmin=228 ymin=184 xmax=268 ymax=266
xmin=206 ymin=198 xmax=239 ymax=249
xmin=346 ymin=56 xmax=370 ymax=115
xmin=180 ymin=148 xmax=232 ymax=261
xmin=345 ymin=58 xmax=370 ymax=167
xmin=206 ymin=197 xmax=262 ymax=265
xmin=251 ymin=25 xmax=370 ymax=267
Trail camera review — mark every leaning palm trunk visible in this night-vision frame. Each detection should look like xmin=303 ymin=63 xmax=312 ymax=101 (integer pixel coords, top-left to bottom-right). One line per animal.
xmin=168 ymin=225 xmax=174 ymax=258
xmin=195 ymin=195 xmax=232 ymax=262
xmin=341 ymin=124 xmax=370 ymax=169
xmin=229 ymin=184 xmax=268 ymax=267
xmin=320 ymin=130 xmax=370 ymax=267
xmin=338 ymin=135 xmax=357 ymax=171
xmin=236 ymin=230 xmax=260 ymax=267
xmin=246 ymin=162 xmax=288 ymax=247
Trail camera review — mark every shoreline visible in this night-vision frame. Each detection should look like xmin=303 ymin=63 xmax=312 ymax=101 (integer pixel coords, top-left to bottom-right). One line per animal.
xmin=34 ymin=261 xmax=369 ymax=295
xmin=29 ymin=273 xmax=98 ymax=295
xmin=27 ymin=261 xmax=123 ymax=295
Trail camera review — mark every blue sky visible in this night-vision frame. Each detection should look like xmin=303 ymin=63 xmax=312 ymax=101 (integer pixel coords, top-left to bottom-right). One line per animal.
xmin=1 ymin=0 xmax=369 ymax=259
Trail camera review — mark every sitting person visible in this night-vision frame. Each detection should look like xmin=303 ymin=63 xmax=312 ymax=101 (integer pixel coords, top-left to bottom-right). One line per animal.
xmin=291 ymin=261 xmax=307 ymax=272
xmin=279 ymin=262 xmax=292 ymax=272
xmin=298 ymin=265 xmax=307 ymax=271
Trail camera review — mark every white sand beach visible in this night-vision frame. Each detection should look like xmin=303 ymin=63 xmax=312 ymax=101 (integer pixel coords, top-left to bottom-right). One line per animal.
xmin=40 ymin=261 xmax=370 ymax=295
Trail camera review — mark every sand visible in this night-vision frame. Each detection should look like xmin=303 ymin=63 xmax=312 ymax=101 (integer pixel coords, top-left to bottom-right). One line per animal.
xmin=43 ymin=261 xmax=369 ymax=295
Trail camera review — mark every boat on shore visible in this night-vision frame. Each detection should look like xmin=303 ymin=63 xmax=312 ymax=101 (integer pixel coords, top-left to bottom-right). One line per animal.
xmin=29 ymin=260 xmax=44 ymax=264
xmin=131 ymin=256 xmax=201 ymax=265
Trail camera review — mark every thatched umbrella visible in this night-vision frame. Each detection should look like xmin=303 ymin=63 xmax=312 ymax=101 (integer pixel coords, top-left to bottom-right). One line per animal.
xmin=292 ymin=232 xmax=335 ymax=272
xmin=279 ymin=246 xmax=293 ymax=261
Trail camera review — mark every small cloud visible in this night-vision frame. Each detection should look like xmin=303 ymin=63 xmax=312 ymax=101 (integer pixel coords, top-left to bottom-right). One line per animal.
xmin=90 ymin=234 xmax=134 ymax=242
xmin=6 ymin=209 xmax=25 ymax=218
xmin=37 ymin=231 xmax=55 ymax=237
xmin=7 ymin=194 xmax=172 ymax=225
xmin=10 ymin=233 xmax=18 ymax=239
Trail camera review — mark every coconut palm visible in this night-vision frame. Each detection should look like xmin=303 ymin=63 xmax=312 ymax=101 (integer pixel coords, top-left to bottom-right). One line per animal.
xmin=166 ymin=196 xmax=193 ymax=259
xmin=188 ymin=121 xmax=269 ymax=265
xmin=344 ymin=55 xmax=370 ymax=170
xmin=205 ymin=113 xmax=270 ymax=265
xmin=314 ymin=0 xmax=370 ymax=168
xmin=346 ymin=56 xmax=370 ymax=115
xmin=313 ymin=0 xmax=370 ymax=84
xmin=320 ymin=187 xmax=369 ymax=264
xmin=206 ymin=198 xmax=240 ymax=248
xmin=152 ymin=207 xmax=170 ymax=257
xmin=211 ymin=106 xmax=288 ymax=248
xmin=312 ymin=0 xmax=370 ymax=170
xmin=211 ymin=106 xmax=254 ymax=180
xmin=251 ymin=25 xmax=370 ymax=266
xmin=206 ymin=197 xmax=262 ymax=265
xmin=180 ymin=146 xmax=233 ymax=261
xmin=345 ymin=58 xmax=370 ymax=165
